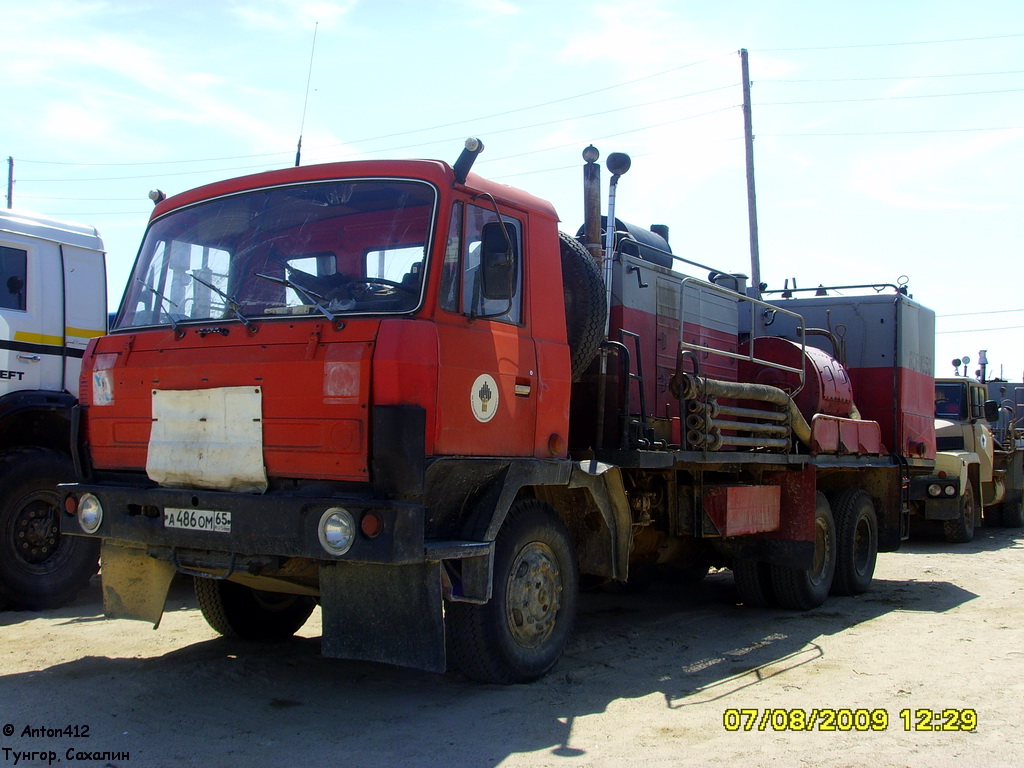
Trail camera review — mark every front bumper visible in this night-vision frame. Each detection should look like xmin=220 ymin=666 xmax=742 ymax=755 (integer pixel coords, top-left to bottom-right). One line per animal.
xmin=907 ymin=475 xmax=962 ymax=519
xmin=60 ymin=481 xmax=425 ymax=566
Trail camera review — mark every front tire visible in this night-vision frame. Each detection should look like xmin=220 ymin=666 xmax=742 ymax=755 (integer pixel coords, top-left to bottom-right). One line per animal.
xmin=194 ymin=577 xmax=316 ymax=641
xmin=0 ymin=448 xmax=100 ymax=610
xmin=771 ymin=492 xmax=836 ymax=610
xmin=446 ymin=499 xmax=579 ymax=684
xmin=944 ymin=480 xmax=977 ymax=543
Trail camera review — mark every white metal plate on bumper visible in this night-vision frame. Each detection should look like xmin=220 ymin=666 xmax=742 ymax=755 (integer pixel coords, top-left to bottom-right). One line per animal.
xmin=147 ymin=386 xmax=268 ymax=493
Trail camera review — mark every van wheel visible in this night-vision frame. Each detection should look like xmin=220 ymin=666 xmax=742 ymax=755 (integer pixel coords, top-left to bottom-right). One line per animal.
xmin=446 ymin=499 xmax=578 ymax=684
xmin=944 ymin=480 xmax=977 ymax=543
xmin=194 ymin=577 xmax=316 ymax=640
xmin=559 ymin=233 xmax=606 ymax=381
xmin=829 ymin=489 xmax=878 ymax=596
xmin=771 ymin=492 xmax=836 ymax=610
xmin=0 ymin=448 xmax=99 ymax=610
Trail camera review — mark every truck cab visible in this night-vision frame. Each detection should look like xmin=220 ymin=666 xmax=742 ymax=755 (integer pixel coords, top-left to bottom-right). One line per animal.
xmin=909 ymin=377 xmax=1023 ymax=540
xmin=0 ymin=210 xmax=106 ymax=609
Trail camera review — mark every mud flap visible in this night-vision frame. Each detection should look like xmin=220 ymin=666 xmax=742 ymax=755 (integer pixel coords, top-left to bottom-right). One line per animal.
xmin=319 ymin=561 xmax=445 ymax=673
xmin=100 ymin=540 xmax=176 ymax=627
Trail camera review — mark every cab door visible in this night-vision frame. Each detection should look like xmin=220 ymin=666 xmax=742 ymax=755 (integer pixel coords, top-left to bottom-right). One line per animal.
xmin=434 ymin=201 xmax=538 ymax=457
xmin=0 ymin=234 xmax=63 ymax=395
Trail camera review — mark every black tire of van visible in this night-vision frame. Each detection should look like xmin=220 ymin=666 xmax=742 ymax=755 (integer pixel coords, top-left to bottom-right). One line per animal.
xmin=0 ymin=448 xmax=100 ymax=610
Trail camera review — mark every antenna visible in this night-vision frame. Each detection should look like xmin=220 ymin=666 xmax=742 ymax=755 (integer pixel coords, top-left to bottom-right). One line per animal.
xmin=295 ymin=22 xmax=319 ymax=167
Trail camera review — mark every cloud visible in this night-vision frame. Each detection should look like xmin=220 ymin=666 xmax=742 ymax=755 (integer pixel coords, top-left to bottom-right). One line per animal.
xmin=229 ymin=0 xmax=359 ymax=30
xmin=850 ymin=129 xmax=1023 ymax=211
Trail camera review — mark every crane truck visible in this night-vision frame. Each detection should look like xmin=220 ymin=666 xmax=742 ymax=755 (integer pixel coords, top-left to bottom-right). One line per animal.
xmin=0 ymin=209 xmax=105 ymax=609
xmin=60 ymin=141 xmax=936 ymax=683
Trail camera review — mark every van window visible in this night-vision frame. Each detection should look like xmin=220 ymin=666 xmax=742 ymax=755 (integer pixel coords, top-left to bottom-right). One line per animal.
xmin=0 ymin=246 xmax=28 ymax=311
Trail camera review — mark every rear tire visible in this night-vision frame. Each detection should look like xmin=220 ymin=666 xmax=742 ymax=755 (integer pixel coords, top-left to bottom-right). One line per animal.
xmin=999 ymin=498 xmax=1024 ymax=528
xmin=943 ymin=480 xmax=977 ymax=543
xmin=733 ymin=559 xmax=776 ymax=608
xmin=771 ymin=492 xmax=836 ymax=610
xmin=0 ymin=448 xmax=99 ymax=610
xmin=829 ymin=489 xmax=878 ymax=596
xmin=446 ymin=499 xmax=578 ymax=684
xmin=194 ymin=577 xmax=316 ymax=640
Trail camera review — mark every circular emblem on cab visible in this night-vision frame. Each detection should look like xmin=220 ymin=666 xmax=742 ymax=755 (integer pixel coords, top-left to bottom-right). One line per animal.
xmin=471 ymin=374 xmax=499 ymax=423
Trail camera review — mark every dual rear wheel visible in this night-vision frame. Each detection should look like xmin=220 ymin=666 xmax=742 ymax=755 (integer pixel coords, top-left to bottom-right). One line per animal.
xmin=734 ymin=489 xmax=878 ymax=609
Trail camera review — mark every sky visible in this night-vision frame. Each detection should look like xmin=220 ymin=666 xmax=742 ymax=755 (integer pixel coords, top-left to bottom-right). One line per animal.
xmin=3 ymin=0 xmax=1022 ymax=381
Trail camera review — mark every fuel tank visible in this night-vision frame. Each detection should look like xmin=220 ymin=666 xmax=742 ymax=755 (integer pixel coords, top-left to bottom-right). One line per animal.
xmin=738 ymin=337 xmax=855 ymax=421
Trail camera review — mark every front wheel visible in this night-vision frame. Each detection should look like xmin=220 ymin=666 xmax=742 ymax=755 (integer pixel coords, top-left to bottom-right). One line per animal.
xmin=0 ymin=448 xmax=100 ymax=610
xmin=944 ymin=480 xmax=977 ymax=543
xmin=194 ymin=577 xmax=316 ymax=641
xmin=446 ymin=499 xmax=579 ymax=684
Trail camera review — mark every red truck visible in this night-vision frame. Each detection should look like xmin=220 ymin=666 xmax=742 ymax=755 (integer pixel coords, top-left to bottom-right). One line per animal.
xmin=61 ymin=140 xmax=936 ymax=683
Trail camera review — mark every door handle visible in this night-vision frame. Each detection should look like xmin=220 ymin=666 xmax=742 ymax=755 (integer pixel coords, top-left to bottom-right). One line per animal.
xmin=17 ymin=354 xmax=41 ymax=362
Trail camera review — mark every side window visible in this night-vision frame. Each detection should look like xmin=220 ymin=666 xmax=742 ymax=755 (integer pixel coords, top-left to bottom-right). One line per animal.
xmin=462 ymin=205 xmax=522 ymax=324
xmin=0 ymin=245 xmax=27 ymax=311
xmin=439 ymin=202 xmax=463 ymax=313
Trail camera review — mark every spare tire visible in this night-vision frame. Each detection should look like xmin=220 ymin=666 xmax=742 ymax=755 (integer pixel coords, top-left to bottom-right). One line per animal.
xmin=559 ymin=232 xmax=606 ymax=381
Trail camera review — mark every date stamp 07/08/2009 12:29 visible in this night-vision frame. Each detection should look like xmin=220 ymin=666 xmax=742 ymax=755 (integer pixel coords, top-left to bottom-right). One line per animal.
xmin=722 ymin=708 xmax=978 ymax=733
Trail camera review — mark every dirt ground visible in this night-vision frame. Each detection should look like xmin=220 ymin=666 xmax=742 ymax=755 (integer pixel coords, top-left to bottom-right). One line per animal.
xmin=2 ymin=527 xmax=1023 ymax=768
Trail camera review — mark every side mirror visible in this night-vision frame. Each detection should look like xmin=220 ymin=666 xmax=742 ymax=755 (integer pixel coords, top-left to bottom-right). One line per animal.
xmin=479 ymin=221 xmax=518 ymax=301
xmin=984 ymin=400 xmax=999 ymax=423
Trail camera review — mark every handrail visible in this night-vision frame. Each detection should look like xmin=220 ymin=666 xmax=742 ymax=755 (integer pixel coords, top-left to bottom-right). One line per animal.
xmin=677 ymin=276 xmax=808 ymax=396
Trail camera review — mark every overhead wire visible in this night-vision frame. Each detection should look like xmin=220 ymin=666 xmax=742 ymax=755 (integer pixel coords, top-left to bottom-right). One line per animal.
xmin=13 ymin=33 xmax=1024 ymax=188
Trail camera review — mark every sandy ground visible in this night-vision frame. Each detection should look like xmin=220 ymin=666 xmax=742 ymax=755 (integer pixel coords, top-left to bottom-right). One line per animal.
xmin=2 ymin=527 xmax=1023 ymax=768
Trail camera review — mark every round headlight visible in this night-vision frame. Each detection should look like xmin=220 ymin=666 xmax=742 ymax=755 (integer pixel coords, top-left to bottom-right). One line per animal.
xmin=927 ymin=483 xmax=942 ymax=498
xmin=78 ymin=493 xmax=104 ymax=534
xmin=318 ymin=507 xmax=355 ymax=556
xmin=944 ymin=485 xmax=957 ymax=497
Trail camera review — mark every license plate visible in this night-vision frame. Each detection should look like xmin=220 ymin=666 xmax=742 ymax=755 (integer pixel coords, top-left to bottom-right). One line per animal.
xmin=164 ymin=507 xmax=231 ymax=533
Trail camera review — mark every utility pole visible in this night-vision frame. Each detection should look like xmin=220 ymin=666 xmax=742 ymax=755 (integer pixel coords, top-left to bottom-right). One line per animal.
xmin=740 ymin=49 xmax=763 ymax=335
xmin=6 ymin=157 xmax=12 ymax=209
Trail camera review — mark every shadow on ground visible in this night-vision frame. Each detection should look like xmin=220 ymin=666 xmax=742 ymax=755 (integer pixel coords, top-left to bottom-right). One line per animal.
xmin=0 ymin=542 xmax=984 ymax=767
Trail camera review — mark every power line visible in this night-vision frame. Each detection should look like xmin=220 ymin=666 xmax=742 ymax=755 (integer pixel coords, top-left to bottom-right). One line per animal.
xmin=21 ymin=88 xmax=740 ymax=183
xmin=484 ymin=105 xmax=740 ymax=164
xmin=761 ymin=126 xmax=1023 ymax=137
xmin=17 ymin=150 xmax=293 ymax=167
xmin=756 ymin=86 xmax=1024 ymax=107
xmin=764 ymin=69 xmax=1024 ymax=83
xmin=331 ymin=86 xmax=738 ymax=161
xmin=17 ymin=53 xmax=732 ymax=170
xmin=321 ymin=53 xmax=732 ymax=149
xmin=939 ymin=308 xmax=1024 ymax=318
xmin=753 ymin=32 xmax=1024 ymax=52
xmin=936 ymin=325 xmax=1024 ymax=334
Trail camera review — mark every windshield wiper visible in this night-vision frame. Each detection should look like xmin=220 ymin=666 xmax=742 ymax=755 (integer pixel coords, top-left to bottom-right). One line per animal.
xmin=136 ymin=278 xmax=186 ymax=339
xmin=189 ymin=272 xmax=258 ymax=334
xmin=255 ymin=272 xmax=346 ymax=330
